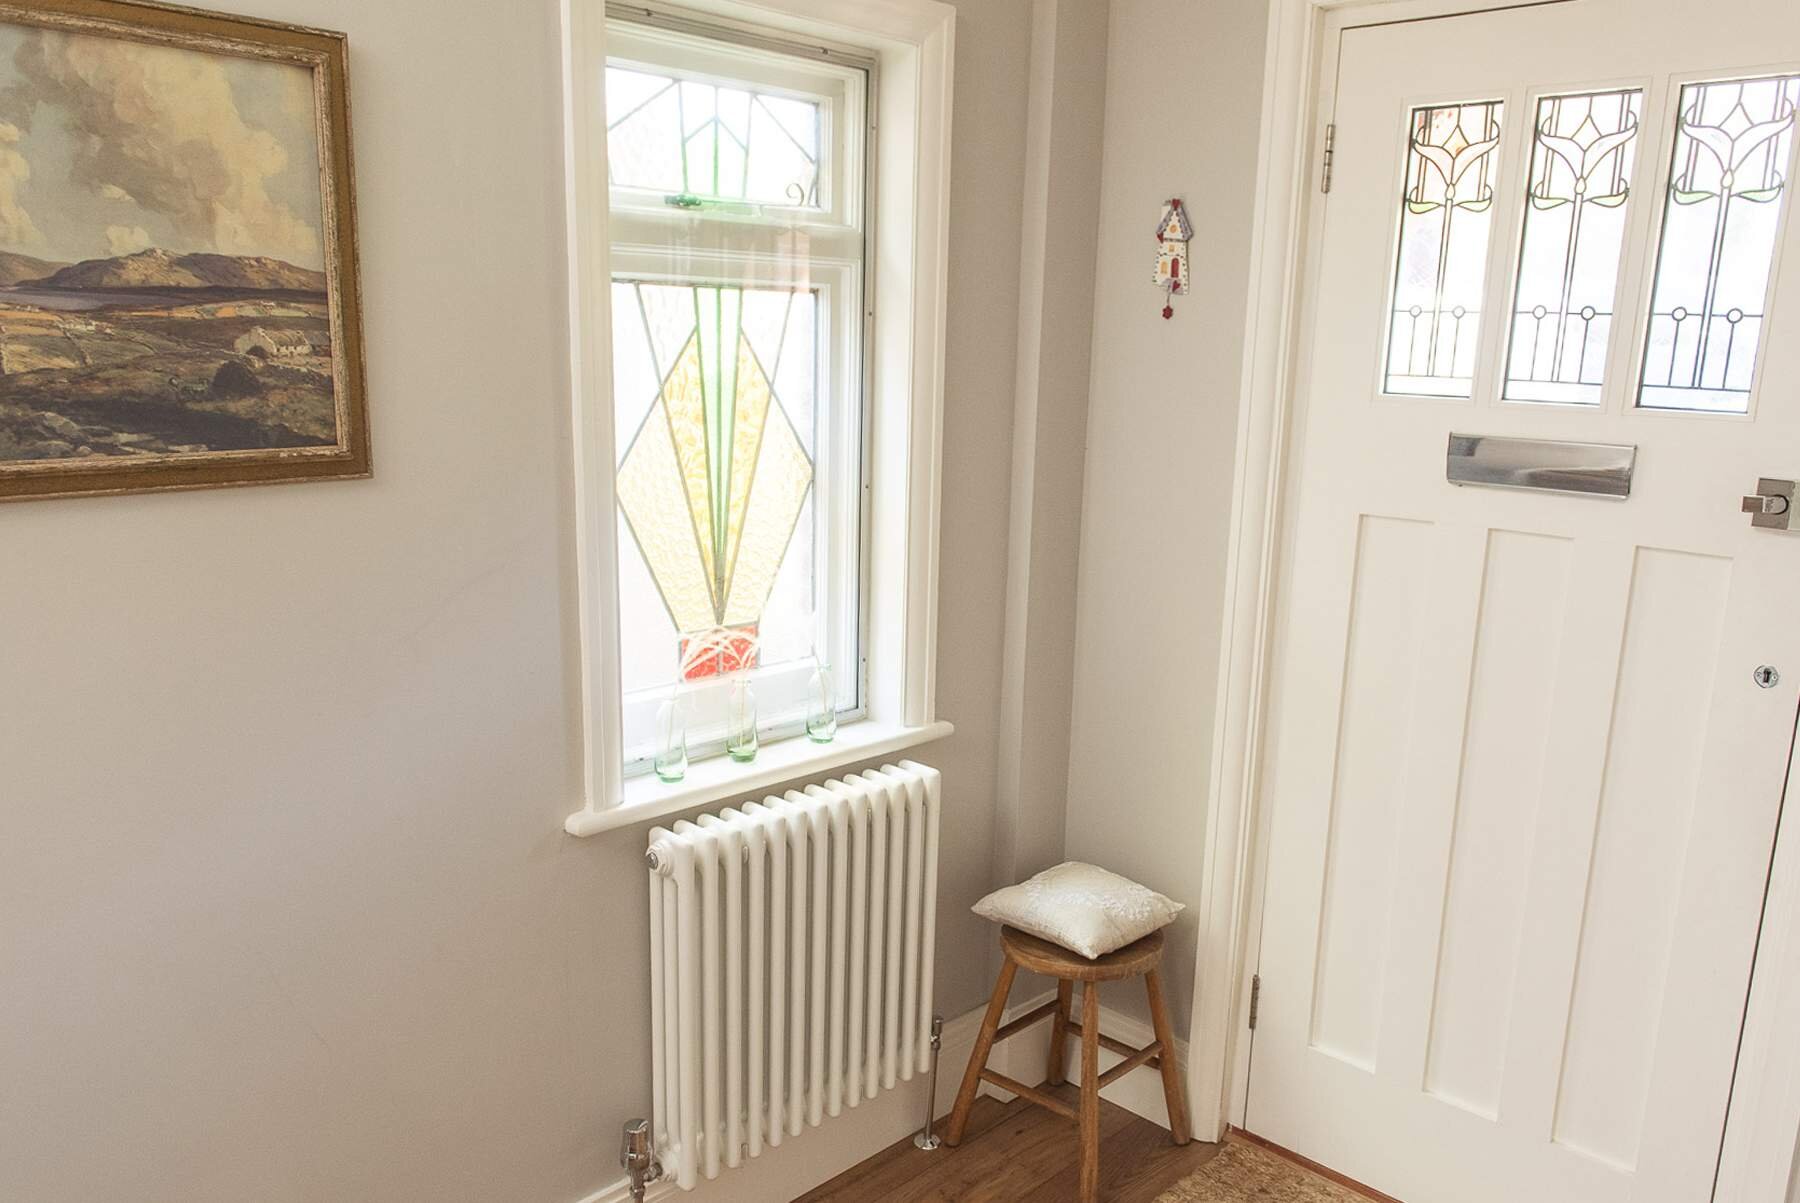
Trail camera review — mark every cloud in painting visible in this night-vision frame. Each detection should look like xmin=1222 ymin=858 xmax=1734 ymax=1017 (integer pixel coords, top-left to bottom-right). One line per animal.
xmin=1 ymin=30 xmax=320 ymax=264
xmin=0 ymin=119 xmax=42 ymax=249
xmin=105 ymin=223 xmax=149 ymax=254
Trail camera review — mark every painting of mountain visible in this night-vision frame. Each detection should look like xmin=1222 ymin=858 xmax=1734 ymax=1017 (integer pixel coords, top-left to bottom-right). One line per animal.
xmin=0 ymin=1 xmax=366 ymax=501
xmin=0 ymin=250 xmax=67 ymax=285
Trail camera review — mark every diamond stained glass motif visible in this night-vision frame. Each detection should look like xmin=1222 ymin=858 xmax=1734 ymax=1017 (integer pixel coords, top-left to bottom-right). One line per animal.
xmin=615 ymin=283 xmax=816 ymax=679
xmin=1638 ymin=74 xmax=1800 ymax=413
xmin=1505 ymin=90 xmax=1643 ymax=405
xmin=1384 ymin=100 xmax=1505 ymax=397
xmin=605 ymin=65 xmax=821 ymax=207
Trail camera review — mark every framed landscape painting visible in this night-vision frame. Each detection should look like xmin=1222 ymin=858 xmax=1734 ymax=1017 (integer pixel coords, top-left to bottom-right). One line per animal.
xmin=0 ymin=0 xmax=365 ymax=501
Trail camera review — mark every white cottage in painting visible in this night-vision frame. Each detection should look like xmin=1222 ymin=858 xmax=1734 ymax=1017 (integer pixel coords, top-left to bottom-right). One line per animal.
xmin=233 ymin=326 xmax=313 ymax=358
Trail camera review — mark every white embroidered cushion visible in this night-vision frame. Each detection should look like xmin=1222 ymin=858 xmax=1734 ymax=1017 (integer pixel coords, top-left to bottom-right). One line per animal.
xmin=971 ymin=861 xmax=1184 ymax=959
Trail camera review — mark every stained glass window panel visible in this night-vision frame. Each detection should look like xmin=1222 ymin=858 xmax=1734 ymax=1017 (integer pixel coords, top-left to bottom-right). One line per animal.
xmin=605 ymin=68 xmax=684 ymax=195
xmin=606 ymin=66 xmax=821 ymax=207
xmin=1505 ymin=90 xmax=1643 ymax=405
xmin=1384 ymin=100 xmax=1505 ymax=397
xmin=1638 ymin=74 xmax=1800 ymax=413
xmin=613 ymin=280 xmax=819 ymax=698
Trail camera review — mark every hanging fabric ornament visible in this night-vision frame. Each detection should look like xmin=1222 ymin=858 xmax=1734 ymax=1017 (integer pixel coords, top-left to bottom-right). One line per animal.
xmin=1152 ymin=197 xmax=1192 ymax=319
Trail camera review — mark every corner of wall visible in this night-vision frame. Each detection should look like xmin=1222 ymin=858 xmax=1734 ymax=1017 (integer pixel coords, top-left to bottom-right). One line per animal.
xmin=990 ymin=0 xmax=1111 ymax=894
xmin=1059 ymin=0 xmax=1273 ymax=1035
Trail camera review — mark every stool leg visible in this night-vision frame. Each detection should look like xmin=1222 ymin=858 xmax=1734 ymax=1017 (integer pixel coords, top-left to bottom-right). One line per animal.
xmin=1045 ymin=979 xmax=1073 ymax=1086
xmin=1144 ymin=967 xmax=1192 ymax=1145
xmin=945 ymin=957 xmax=1017 ymax=1146
xmin=1079 ymin=980 xmax=1102 ymax=1203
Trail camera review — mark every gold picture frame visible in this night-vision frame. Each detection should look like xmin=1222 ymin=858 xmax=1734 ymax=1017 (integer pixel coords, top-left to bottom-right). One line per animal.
xmin=0 ymin=0 xmax=366 ymax=501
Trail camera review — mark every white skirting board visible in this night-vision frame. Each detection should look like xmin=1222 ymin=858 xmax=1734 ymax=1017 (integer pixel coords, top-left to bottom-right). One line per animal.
xmin=573 ymin=990 xmax=1185 ymax=1203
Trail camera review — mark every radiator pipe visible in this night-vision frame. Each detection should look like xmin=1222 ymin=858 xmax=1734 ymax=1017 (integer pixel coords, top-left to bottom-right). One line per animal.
xmin=621 ymin=1118 xmax=661 ymax=1201
xmin=913 ymin=1014 xmax=944 ymax=1150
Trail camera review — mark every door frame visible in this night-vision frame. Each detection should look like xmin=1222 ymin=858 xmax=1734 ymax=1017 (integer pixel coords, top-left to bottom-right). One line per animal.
xmin=1184 ymin=2 xmax=1800 ymax=1198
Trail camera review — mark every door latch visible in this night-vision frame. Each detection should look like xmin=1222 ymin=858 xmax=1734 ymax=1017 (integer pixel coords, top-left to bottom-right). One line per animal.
xmin=1742 ymin=479 xmax=1796 ymax=530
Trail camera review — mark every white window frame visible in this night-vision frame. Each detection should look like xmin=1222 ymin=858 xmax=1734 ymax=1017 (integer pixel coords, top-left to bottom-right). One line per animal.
xmin=604 ymin=19 xmax=863 ymax=226
xmin=561 ymin=0 xmax=956 ymax=836
xmin=604 ymin=19 xmax=871 ymax=774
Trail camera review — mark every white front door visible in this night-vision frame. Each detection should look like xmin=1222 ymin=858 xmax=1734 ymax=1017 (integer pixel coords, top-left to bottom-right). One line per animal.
xmin=1248 ymin=3 xmax=1800 ymax=1201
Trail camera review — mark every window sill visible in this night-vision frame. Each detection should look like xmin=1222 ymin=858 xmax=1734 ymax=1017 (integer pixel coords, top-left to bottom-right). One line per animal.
xmin=563 ymin=718 xmax=955 ymax=837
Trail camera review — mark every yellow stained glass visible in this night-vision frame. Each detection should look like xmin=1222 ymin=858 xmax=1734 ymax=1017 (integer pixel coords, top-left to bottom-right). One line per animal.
xmin=661 ymin=337 xmax=717 ymax=605
xmin=723 ymin=403 xmax=812 ymax=627
xmin=722 ymin=338 xmax=775 ymax=574
xmin=616 ymin=283 xmax=814 ymax=640
xmin=616 ymin=396 xmax=719 ymax=634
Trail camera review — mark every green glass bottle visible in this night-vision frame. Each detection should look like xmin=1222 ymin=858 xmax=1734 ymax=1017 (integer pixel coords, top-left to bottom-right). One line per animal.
xmin=653 ymin=690 xmax=688 ymax=783
xmin=726 ymin=675 xmax=758 ymax=763
xmin=805 ymin=661 xmax=837 ymax=743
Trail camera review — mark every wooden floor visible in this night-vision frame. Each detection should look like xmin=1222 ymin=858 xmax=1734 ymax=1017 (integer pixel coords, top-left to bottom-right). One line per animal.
xmin=797 ymin=1088 xmax=1221 ymax=1203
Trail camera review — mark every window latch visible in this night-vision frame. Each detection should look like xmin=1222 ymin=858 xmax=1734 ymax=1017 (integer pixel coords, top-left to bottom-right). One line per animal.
xmin=662 ymin=192 xmax=764 ymax=216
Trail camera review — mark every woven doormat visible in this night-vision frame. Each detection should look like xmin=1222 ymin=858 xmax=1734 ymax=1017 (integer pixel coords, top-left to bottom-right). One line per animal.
xmin=1156 ymin=1138 xmax=1371 ymax=1203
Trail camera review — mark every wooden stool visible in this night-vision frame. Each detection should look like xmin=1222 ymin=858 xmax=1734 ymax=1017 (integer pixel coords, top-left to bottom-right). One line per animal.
xmin=943 ymin=925 xmax=1191 ymax=1202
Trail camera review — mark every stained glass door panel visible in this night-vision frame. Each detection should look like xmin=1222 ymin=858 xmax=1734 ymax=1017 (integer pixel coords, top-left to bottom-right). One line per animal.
xmin=1383 ymin=100 xmax=1504 ymax=397
xmin=1637 ymin=73 xmax=1799 ymax=413
xmin=1505 ymin=89 xmax=1643 ymax=404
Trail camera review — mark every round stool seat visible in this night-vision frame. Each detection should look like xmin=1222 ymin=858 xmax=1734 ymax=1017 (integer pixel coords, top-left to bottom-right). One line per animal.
xmin=1000 ymin=924 xmax=1164 ymax=982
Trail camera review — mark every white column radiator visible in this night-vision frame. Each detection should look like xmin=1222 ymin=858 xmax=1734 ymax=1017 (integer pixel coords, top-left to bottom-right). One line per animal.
xmin=645 ymin=760 xmax=942 ymax=1190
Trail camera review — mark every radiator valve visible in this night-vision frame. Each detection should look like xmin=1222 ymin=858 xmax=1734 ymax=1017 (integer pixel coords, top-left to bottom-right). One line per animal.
xmin=621 ymin=1118 xmax=661 ymax=1202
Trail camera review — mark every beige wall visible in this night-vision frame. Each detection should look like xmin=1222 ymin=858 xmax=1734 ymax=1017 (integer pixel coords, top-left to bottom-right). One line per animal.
xmin=1062 ymin=0 xmax=1270 ymax=1032
xmin=992 ymin=0 xmax=1108 ymax=892
xmin=0 ymin=0 xmax=1033 ymax=1198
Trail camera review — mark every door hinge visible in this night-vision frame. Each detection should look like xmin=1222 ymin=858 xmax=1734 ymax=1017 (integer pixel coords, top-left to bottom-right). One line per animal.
xmin=1320 ymin=124 xmax=1336 ymax=194
xmin=1248 ymin=974 xmax=1262 ymax=1030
